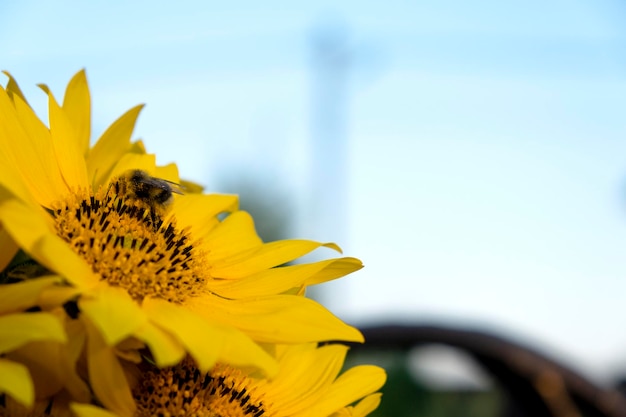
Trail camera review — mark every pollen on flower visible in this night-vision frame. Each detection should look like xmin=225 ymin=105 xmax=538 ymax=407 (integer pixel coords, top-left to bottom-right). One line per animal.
xmin=134 ymin=358 xmax=270 ymax=417
xmin=50 ymin=175 xmax=208 ymax=304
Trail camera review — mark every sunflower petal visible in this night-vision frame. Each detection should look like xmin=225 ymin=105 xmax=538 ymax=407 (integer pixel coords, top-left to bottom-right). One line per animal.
xmin=209 ymin=239 xmax=340 ymax=279
xmin=2 ymin=71 xmax=28 ymax=105
xmin=6 ymin=336 xmax=90 ymax=401
xmin=38 ymin=285 xmax=82 ymax=311
xmin=0 ymin=312 xmax=66 ymax=353
xmin=153 ymin=163 xmax=180 ymax=184
xmin=83 ymin=318 xmax=136 ymax=417
xmin=188 ymin=295 xmax=364 ymax=343
xmin=303 ymin=366 xmax=387 ymax=417
xmin=208 ymin=257 xmax=363 ymax=299
xmin=87 ymin=104 xmax=144 ymax=188
xmin=143 ymin=297 xmax=277 ymax=375
xmin=0 ymin=88 xmax=63 ymax=206
xmin=133 ymin=321 xmax=185 ymax=368
xmin=350 ymin=393 xmax=383 ymax=417
xmin=0 ymin=358 xmax=33 ymax=407
xmin=38 ymin=84 xmax=89 ymax=189
xmin=10 ymin=93 xmax=69 ymax=206
xmin=106 ymin=153 xmax=157 ymax=184
xmin=0 ymin=276 xmax=62 ymax=314
xmin=79 ymin=284 xmax=147 ymax=346
xmin=0 ymin=227 xmax=18 ymax=271
xmin=0 ymin=197 xmax=98 ymax=289
xmin=62 ymin=70 xmax=91 ymax=156
xmin=172 ymin=194 xmax=241 ymax=244
xmin=70 ymin=403 xmax=122 ymax=417
xmin=205 ymin=211 xmax=262 ymax=258
xmin=269 ymin=344 xmax=347 ymax=413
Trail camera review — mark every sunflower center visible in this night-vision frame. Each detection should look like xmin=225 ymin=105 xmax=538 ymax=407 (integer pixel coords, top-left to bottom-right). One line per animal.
xmin=51 ymin=178 xmax=206 ymax=304
xmin=134 ymin=359 xmax=270 ymax=417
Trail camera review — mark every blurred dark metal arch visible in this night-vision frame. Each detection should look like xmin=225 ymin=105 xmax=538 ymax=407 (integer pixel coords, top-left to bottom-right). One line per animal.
xmin=351 ymin=324 xmax=626 ymax=417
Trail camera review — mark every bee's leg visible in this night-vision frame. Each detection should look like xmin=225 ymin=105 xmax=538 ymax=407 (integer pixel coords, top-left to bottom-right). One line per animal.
xmin=150 ymin=209 xmax=161 ymax=231
xmin=105 ymin=180 xmax=120 ymax=204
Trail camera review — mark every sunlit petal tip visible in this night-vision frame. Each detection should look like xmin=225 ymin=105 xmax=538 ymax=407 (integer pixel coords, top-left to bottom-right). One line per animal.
xmin=36 ymin=83 xmax=51 ymax=94
xmin=322 ymin=242 xmax=343 ymax=254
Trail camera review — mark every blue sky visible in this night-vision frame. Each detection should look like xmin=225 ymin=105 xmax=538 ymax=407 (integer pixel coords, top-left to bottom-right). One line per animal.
xmin=3 ymin=0 xmax=626 ymax=381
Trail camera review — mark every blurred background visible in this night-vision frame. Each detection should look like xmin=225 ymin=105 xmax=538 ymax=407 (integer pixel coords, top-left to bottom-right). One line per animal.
xmin=3 ymin=1 xmax=626 ymax=415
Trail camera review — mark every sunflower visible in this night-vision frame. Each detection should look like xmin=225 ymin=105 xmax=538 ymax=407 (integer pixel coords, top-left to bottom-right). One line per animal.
xmin=0 ymin=71 xmax=366 ymax=416
xmin=68 ymin=343 xmax=385 ymax=417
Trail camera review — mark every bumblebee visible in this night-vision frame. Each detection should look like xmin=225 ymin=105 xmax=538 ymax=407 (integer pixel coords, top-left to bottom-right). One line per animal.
xmin=114 ymin=169 xmax=182 ymax=219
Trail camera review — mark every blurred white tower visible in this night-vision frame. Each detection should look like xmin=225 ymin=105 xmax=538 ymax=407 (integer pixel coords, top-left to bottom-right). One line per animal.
xmin=307 ymin=22 xmax=351 ymax=247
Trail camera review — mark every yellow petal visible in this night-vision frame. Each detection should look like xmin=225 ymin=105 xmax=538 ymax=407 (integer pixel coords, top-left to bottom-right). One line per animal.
xmin=0 ymin=88 xmax=63 ymax=205
xmin=2 ymin=70 xmax=29 ymax=105
xmin=209 ymin=239 xmax=341 ymax=279
xmin=303 ymin=365 xmax=387 ymax=417
xmin=83 ymin=318 xmax=136 ymax=417
xmin=0 ymin=198 xmax=98 ymax=289
xmin=208 ymin=257 xmax=363 ymax=299
xmin=38 ymin=234 xmax=99 ymax=290
xmin=64 ymin=317 xmax=88 ymax=373
xmin=172 ymin=193 xmax=240 ymax=242
xmin=303 ymin=257 xmax=364 ymax=286
xmin=0 ymin=276 xmax=62 ymax=314
xmin=79 ymin=284 xmax=147 ymax=346
xmin=269 ymin=344 xmax=347 ymax=414
xmin=71 ymin=403 xmax=122 ymax=417
xmin=174 ymin=193 xmax=239 ymax=223
xmin=6 ymin=338 xmax=90 ymax=401
xmin=0 ymin=358 xmax=33 ymax=407
xmin=105 ymin=156 xmax=182 ymax=189
xmin=133 ymin=321 xmax=185 ymax=368
xmin=105 ymin=153 xmax=157 ymax=184
xmin=179 ymin=178 xmax=204 ymax=194
xmin=86 ymin=105 xmax=144 ymax=188
xmin=62 ymin=70 xmax=91 ymax=156
xmin=152 ymin=163 xmax=181 ymax=184
xmin=0 ymin=227 xmax=18 ymax=271
xmin=188 ymin=295 xmax=364 ymax=344
xmin=0 ymin=312 xmax=66 ymax=353
xmin=38 ymin=84 xmax=89 ymax=190
xmin=194 ymin=210 xmax=261 ymax=262
xmin=38 ymin=285 xmax=82 ymax=311
xmin=129 ymin=139 xmax=146 ymax=153
xmin=350 ymin=393 xmax=383 ymax=417
xmin=10 ymin=93 xmax=68 ymax=206
xmin=143 ymin=297 xmax=277 ymax=375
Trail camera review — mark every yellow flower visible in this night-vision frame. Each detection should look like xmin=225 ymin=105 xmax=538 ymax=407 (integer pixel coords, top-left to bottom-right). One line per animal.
xmin=0 ymin=71 xmax=365 ymax=416
xmin=123 ymin=343 xmax=385 ymax=417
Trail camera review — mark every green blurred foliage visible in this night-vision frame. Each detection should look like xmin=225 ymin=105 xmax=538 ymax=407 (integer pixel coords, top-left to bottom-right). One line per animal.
xmin=347 ymin=349 xmax=503 ymax=417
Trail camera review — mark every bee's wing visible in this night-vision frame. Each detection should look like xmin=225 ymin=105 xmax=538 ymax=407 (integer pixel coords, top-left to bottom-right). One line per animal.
xmin=163 ymin=179 xmax=184 ymax=195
